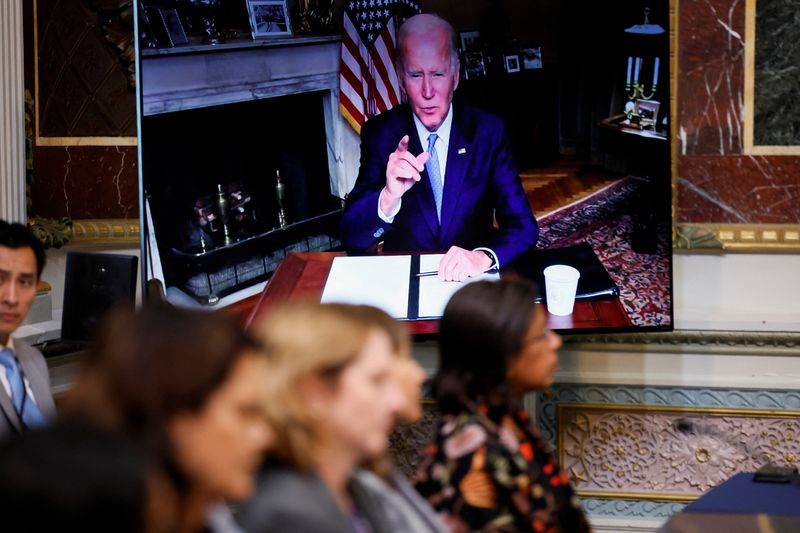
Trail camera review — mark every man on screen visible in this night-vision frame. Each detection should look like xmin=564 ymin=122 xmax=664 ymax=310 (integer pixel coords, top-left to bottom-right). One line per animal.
xmin=340 ymin=14 xmax=538 ymax=281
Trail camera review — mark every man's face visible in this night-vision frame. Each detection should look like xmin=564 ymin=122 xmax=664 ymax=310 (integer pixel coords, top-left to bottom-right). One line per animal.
xmin=398 ymin=29 xmax=459 ymax=132
xmin=0 ymin=245 xmax=38 ymax=343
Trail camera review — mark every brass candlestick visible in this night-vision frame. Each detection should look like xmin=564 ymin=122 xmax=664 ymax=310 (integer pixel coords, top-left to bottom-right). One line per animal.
xmin=275 ymin=171 xmax=287 ymax=229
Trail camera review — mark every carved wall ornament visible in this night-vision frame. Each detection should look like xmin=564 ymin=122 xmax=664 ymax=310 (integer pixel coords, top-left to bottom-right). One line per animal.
xmin=556 ymin=403 xmax=800 ymax=501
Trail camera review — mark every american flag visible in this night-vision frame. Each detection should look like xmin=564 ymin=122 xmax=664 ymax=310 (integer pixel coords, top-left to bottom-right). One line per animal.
xmin=339 ymin=0 xmax=422 ymax=132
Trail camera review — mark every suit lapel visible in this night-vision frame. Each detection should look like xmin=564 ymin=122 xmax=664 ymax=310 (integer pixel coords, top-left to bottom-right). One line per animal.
xmin=0 ymin=351 xmax=22 ymax=432
xmin=440 ymin=108 xmax=473 ymax=241
xmin=16 ymin=341 xmax=54 ymax=420
xmin=0 ymin=391 xmax=21 ymax=432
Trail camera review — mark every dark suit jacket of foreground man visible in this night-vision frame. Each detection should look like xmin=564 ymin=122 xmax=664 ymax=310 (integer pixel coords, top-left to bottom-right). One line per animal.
xmin=341 ymin=103 xmax=538 ymax=268
xmin=0 ymin=339 xmax=56 ymax=440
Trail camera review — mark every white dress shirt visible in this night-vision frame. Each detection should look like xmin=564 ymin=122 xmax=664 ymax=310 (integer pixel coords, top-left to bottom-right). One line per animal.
xmin=378 ymin=104 xmax=454 ymax=222
xmin=375 ymin=104 xmax=498 ymax=269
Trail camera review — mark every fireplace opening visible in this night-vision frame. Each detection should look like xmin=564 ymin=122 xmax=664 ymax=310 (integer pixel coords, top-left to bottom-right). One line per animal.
xmin=142 ymin=90 xmax=342 ymax=305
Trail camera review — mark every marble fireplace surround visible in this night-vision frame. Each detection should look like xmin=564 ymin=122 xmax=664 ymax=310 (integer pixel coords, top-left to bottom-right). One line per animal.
xmin=139 ymin=35 xmax=359 ymax=200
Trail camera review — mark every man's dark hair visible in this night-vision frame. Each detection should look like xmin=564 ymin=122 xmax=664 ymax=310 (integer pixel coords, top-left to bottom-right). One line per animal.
xmin=0 ymin=220 xmax=46 ymax=278
xmin=433 ymin=279 xmax=539 ymax=417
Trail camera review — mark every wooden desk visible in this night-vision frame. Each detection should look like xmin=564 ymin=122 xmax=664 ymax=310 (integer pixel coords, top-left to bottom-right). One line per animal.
xmin=245 ymin=252 xmax=632 ymax=335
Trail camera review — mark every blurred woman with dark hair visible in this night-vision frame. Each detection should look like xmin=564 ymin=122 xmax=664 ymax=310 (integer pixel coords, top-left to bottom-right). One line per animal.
xmin=65 ymin=304 xmax=273 ymax=533
xmin=415 ymin=279 xmax=591 ymax=533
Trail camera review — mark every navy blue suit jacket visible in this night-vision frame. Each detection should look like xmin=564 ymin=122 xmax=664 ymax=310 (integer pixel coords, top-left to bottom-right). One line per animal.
xmin=340 ymin=103 xmax=538 ymax=267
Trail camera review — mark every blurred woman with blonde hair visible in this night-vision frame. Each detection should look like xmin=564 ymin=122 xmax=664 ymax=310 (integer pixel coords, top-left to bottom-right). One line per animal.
xmin=238 ymin=301 xmax=406 ymax=533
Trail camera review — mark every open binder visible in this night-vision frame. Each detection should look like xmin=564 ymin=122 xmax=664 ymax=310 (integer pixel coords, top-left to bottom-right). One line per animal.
xmin=320 ymin=255 xmax=499 ymax=320
xmin=513 ymin=242 xmax=619 ymax=302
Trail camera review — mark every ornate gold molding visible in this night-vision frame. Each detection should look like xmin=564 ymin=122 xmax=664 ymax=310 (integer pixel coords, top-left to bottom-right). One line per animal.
xmin=563 ymin=329 xmax=800 ymax=355
xmin=70 ymin=219 xmax=140 ymax=245
xmin=676 ymin=223 xmax=800 ymax=251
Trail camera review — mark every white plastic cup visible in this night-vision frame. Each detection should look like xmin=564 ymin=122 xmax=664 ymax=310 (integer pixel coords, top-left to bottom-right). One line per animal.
xmin=543 ymin=264 xmax=581 ymax=316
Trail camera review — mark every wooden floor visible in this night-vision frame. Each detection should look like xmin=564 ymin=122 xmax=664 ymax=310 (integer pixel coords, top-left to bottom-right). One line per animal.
xmin=520 ymin=160 xmax=622 ymax=218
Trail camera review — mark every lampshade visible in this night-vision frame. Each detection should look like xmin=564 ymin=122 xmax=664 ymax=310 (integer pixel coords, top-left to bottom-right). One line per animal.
xmin=625 ymin=6 xmax=665 ymax=35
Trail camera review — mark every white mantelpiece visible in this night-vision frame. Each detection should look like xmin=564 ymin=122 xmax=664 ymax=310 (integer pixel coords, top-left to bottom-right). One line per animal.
xmin=140 ymin=36 xmax=360 ymax=198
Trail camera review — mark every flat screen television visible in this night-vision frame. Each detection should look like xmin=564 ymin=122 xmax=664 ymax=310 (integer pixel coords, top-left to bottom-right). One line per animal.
xmin=135 ymin=0 xmax=673 ymax=334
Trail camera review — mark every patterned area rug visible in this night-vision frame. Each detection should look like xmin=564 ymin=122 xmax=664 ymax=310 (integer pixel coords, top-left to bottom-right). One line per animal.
xmin=536 ymin=178 xmax=672 ymax=327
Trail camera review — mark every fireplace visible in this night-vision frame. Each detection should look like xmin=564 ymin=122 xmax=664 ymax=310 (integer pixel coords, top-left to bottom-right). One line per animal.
xmin=139 ymin=36 xmax=356 ymax=305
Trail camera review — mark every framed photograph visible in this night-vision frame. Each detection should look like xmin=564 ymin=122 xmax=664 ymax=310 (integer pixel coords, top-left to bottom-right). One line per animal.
xmin=158 ymin=8 xmax=189 ymax=46
xmin=247 ymin=0 xmax=292 ymax=39
xmin=463 ymin=51 xmax=486 ymax=80
xmin=635 ymin=99 xmax=660 ymax=125
xmin=521 ymin=47 xmax=543 ymax=69
xmin=458 ymin=30 xmax=481 ymax=52
xmin=504 ymin=54 xmax=521 ymax=73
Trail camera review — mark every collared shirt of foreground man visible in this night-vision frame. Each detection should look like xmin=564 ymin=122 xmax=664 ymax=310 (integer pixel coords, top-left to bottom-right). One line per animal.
xmin=0 ymin=221 xmax=56 ymax=441
xmin=340 ymin=14 xmax=538 ymax=282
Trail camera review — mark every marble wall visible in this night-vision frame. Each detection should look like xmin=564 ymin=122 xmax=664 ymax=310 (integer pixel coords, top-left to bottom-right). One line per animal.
xmin=25 ymin=0 xmax=138 ymax=220
xmin=677 ymin=0 xmax=800 ymax=224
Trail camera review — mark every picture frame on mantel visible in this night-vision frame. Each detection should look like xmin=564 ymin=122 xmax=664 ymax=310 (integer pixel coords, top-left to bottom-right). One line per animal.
xmin=673 ymin=0 xmax=800 ymax=252
xmin=247 ymin=0 xmax=293 ymax=39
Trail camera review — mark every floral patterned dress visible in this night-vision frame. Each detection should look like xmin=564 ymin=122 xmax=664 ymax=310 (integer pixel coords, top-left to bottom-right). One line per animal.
xmin=414 ymin=405 xmax=591 ymax=533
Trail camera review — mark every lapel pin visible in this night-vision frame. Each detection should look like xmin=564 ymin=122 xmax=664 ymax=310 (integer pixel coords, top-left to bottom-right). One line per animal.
xmin=458 ymin=147 xmax=466 ymax=154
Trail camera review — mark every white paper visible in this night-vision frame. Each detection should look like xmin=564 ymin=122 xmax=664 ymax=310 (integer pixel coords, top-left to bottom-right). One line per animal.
xmin=320 ymin=256 xmax=411 ymax=319
xmin=417 ymin=254 xmax=500 ymax=318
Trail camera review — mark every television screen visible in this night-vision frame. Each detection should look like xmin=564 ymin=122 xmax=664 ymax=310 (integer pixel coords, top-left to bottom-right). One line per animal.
xmin=135 ymin=0 xmax=673 ymax=333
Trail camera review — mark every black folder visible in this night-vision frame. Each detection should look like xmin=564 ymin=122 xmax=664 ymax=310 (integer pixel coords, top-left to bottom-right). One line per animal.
xmin=513 ymin=242 xmax=619 ymax=302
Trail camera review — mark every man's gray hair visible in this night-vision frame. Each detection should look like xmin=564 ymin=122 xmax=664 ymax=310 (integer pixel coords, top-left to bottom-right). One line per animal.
xmin=396 ymin=14 xmax=459 ymax=72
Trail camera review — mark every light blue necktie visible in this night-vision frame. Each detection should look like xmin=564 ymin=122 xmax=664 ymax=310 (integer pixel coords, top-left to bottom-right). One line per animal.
xmin=0 ymin=348 xmax=47 ymax=430
xmin=426 ymin=133 xmax=443 ymax=223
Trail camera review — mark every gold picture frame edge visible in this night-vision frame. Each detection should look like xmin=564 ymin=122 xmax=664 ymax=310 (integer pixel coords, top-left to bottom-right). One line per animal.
xmin=560 ymin=328 xmax=800 ymax=354
xmin=556 ymin=402 xmax=800 ymax=502
xmin=742 ymin=0 xmax=800 ymax=156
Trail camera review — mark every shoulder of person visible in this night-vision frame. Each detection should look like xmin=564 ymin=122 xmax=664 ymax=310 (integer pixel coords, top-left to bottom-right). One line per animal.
xmin=362 ymin=104 xmax=411 ymax=135
xmin=238 ymin=466 xmax=349 ymax=530
xmin=454 ymin=103 xmax=506 ymax=139
xmin=252 ymin=465 xmax=334 ymax=503
xmin=12 ymin=339 xmax=46 ymax=366
xmin=458 ymin=103 xmax=501 ymax=122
